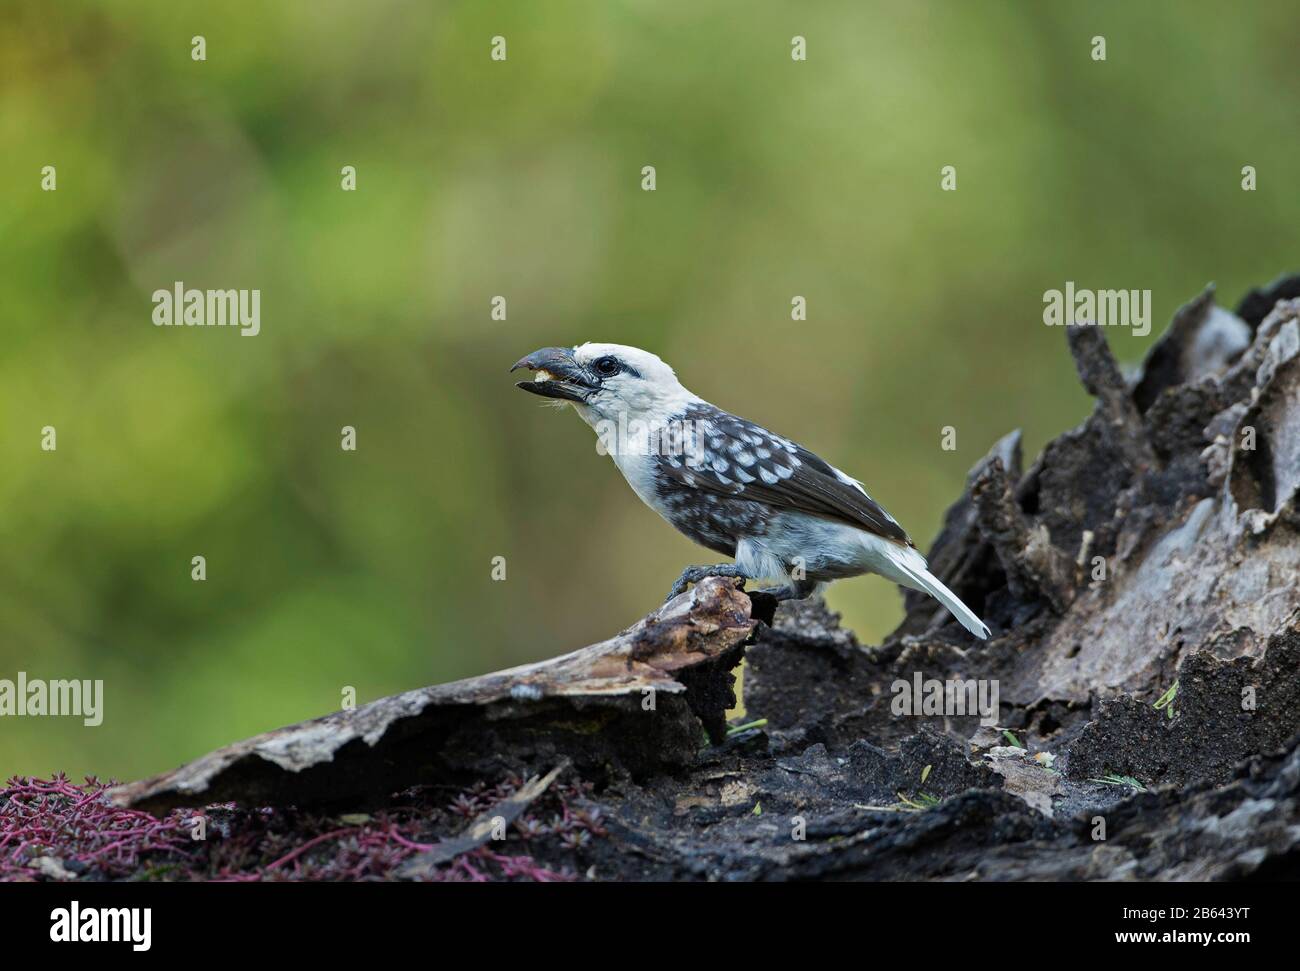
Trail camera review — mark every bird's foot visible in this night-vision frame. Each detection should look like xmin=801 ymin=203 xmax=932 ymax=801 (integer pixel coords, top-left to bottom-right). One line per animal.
xmin=754 ymin=578 xmax=819 ymax=603
xmin=665 ymin=564 xmax=748 ymax=602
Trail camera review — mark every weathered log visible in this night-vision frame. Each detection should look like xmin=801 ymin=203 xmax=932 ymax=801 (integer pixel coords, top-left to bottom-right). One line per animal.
xmin=110 ymin=577 xmax=758 ymax=815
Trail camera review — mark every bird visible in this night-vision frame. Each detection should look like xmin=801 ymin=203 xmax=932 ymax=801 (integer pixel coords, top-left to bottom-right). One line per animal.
xmin=510 ymin=342 xmax=991 ymax=640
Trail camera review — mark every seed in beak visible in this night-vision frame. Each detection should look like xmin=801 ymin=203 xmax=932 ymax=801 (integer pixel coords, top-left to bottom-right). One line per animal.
xmin=534 ymin=370 xmax=557 ymax=383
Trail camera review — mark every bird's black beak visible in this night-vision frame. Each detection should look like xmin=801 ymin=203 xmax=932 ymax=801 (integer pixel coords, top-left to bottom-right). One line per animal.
xmin=510 ymin=346 xmax=596 ymax=403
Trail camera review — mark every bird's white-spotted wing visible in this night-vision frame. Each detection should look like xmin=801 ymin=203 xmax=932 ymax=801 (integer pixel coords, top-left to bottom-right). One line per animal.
xmin=656 ymin=404 xmax=913 ymax=546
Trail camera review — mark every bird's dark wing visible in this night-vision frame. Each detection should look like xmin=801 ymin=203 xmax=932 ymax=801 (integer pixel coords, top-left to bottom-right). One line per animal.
xmin=655 ymin=403 xmax=913 ymax=546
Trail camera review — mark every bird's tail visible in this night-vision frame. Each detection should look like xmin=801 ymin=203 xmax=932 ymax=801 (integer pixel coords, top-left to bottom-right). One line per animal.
xmin=885 ymin=543 xmax=991 ymax=640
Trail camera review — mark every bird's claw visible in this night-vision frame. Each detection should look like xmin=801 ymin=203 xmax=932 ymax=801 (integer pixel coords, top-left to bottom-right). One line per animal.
xmin=664 ymin=564 xmax=747 ymax=602
xmin=753 ymin=577 xmax=819 ymax=603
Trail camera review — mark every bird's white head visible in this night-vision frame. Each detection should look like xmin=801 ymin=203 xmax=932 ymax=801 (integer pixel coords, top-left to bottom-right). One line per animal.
xmin=510 ymin=342 xmax=699 ymax=426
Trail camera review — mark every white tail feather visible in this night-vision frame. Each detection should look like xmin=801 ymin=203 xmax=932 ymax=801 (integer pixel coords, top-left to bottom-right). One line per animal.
xmin=891 ymin=554 xmax=990 ymax=640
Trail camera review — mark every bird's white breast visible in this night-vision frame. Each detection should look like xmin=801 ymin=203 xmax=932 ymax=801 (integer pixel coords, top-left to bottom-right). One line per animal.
xmin=573 ymin=403 xmax=671 ymax=515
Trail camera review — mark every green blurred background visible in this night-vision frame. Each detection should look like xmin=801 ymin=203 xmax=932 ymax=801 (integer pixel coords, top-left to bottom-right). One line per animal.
xmin=2 ymin=0 xmax=1297 ymax=780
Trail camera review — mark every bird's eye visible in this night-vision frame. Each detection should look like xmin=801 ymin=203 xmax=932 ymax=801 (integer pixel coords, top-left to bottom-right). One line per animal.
xmin=593 ymin=356 xmax=622 ymax=377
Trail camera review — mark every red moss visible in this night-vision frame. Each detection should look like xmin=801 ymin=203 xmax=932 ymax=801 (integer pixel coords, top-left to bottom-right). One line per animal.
xmin=1 ymin=772 xmax=603 ymax=882
xmin=0 ymin=773 xmax=196 ymax=881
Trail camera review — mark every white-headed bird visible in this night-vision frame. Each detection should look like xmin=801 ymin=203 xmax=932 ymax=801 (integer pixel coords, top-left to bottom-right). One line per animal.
xmin=512 ymin=343 xmax=990 ymax=640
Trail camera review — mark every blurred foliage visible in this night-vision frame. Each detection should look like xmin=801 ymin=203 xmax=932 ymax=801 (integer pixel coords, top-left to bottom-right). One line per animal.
xmin=1 ymin=0 xmax=1298 ymax=779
